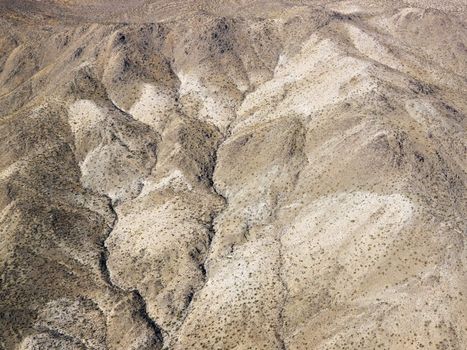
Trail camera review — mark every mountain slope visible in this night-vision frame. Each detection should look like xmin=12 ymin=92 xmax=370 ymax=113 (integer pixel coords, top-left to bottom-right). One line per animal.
xmin=0 ymin=1 xmax=466 ymax=349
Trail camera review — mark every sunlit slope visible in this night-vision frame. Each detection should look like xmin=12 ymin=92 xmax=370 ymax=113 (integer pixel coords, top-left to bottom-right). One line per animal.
xmin=0 ymin=1 xmax=466 ymax=349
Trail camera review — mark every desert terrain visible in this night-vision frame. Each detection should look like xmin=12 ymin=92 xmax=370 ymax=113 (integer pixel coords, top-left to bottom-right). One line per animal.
xmin=0 ymin=1 xmax=466 ymax=349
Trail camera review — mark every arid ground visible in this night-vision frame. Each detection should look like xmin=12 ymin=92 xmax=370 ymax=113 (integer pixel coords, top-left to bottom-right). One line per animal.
xmin=0 ymin=1 xmax=466 ymax=349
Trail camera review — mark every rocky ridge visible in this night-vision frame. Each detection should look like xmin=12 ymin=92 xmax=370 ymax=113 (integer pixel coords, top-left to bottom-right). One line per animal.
xmin=0 ymin=1 xmax=466 ymax=349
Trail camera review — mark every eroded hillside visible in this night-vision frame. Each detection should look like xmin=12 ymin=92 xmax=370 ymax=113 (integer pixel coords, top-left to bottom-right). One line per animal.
xmin=0 ymin=1 xmax=466 ymax=349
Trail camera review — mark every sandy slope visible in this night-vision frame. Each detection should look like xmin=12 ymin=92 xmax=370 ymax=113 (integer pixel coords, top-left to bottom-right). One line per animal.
xmin=0 ymin=1 xmax=466 ymax=349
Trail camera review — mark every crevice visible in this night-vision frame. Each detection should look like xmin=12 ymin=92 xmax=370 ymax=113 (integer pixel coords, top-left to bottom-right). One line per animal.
xmin=200 ymin=131 xmax=229 ymax=275
xmin=170 ymin=130 xmax=229 ymax=347
xmin=133 ymin=290 xmax=165 ymax=345
xmin=275 ymin=228 xmax=289 ymax=350
xmin=98 ymin=193 xmax=166 ymax=349
xmin=98 ymin=196 xmax=118 ymax=288
xmin=179 ymin=77 xmax=268 ymax=280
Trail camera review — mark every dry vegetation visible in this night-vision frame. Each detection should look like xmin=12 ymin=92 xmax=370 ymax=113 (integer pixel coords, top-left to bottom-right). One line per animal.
xmin=0 ymin=0 xmax=466 ymax=349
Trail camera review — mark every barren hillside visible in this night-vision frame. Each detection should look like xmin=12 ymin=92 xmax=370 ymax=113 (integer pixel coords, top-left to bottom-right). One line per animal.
xmin=0 ymin=1 xmax=466 ymax=349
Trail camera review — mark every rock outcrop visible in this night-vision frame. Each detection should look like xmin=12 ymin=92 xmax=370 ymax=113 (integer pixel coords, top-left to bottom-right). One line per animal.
xmin=0 ymin=1 xmax=466 ymax=349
